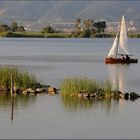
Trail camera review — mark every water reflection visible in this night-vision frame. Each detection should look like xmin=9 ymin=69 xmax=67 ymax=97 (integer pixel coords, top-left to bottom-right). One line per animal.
xmin=61 ymin=64 xmax=130 ymax=113
xmin=0 ymin=93 xmax=37 ymax=122
xmin=11 ymin=97 xmax=14 ymax=122
xmin=107 ymin=64 xmax=129 ymax=93
xmin=61 ymin=96 xmax=121 ymax=114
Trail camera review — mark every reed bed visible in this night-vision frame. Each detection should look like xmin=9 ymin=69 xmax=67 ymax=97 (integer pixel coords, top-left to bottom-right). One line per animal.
xmin=61 ymin=77 xmax=99 ymax=96
xmin=101 ymin=80 xmax=112 ymax=96
xmin=60 ymin=77 xmax=112 ymax=96
xmin=0 ymin=66 xmax=38 ymax=90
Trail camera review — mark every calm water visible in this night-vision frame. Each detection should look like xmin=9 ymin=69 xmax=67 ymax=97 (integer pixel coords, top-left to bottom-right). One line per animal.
xmin=0 ymin=38 xmax=140 ymax=139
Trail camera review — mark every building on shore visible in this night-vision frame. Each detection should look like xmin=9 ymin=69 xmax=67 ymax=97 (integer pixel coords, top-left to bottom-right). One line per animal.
xmin=106 ymin=20 xmax=138 ymax=33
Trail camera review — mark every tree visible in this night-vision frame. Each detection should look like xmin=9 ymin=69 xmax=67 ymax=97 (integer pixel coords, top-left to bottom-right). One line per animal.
xmin=93 ymin=21 xmax=106 ymax=33
xmin=81 ymin=29 xmax=92 ymax=38
xmin=0 ymin=24 xmax=9 ymax=32
xmin=9 ymin=22 xmax=18 ymax=32
xmin=82 ymin=19 xmax=94 ymax=31
xmin=100 ymin=21 xmax=106 ymax=32
xmin=42 ymin=26 xmax=55 ymax=33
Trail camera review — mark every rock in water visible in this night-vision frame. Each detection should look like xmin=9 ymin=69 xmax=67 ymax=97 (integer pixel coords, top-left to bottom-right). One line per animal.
xmin=124 ymin=93 xmax=129 ymax=100
xmin=47 ymin=87 xmax=57 ymax=95
xmin=130 ymin=92 xmax=140 ymax=101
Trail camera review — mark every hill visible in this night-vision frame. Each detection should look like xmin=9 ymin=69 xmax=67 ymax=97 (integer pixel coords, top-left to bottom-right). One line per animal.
xmin=0 ymin=1 xmax=140 ymax=29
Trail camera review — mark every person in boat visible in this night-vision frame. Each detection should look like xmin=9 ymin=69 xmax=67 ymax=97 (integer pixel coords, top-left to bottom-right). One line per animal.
xmin=126 ymin=55 xmax=130 ymax=61
xmin=121 ymin=54 xmax=125 ymax=60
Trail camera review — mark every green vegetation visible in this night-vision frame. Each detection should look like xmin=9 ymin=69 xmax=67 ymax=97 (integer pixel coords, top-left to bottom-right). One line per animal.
xmin=127 ymin=33 xmax=140 ymax=38
xmin=0 ymin=66 xmax=39 ymax=90
xmin=0 ymin=20 xmax=140 ymax=38
xmin=44 ymin=33 xmax=70 ymax=38
xmin=0 ymin=32 xmax=8 ymax=37
xmin=101 ymin=80 xmax=112 ymax=97
xmin=3 ymin=31 xmax=140 ymax=38
xmin=93 ymin=21 xmax=106 ymax=33
xmin=0 ymin=31 xmax=69 ymax=38
xmin=0 ymin=22 xmax=69 ymax=38
xmin=61 ymin=77 xmax=112 ymax=96
xmin=8 ymin=32 xmax=44 ymax=38
xmin=42 ymin=25 xmax=56 ymax=34
xmin=10 ymin=32 xmax=69 ymax=38
xmin=9 ymin=22 xmax=25 ymax=32
xmin=0 ymin=22 xmax=25 ymax=33
xmin=70 ymin=18 xmax=107 ymax=38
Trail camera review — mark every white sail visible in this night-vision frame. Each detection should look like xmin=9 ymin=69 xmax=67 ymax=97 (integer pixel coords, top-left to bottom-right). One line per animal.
xmin=107 ymin=34 xmax=118 ymax=57
xmin=118 ymin=15 xmax=129 ymax=54
xmin=107 ymin=15 xmax=129 ymax=58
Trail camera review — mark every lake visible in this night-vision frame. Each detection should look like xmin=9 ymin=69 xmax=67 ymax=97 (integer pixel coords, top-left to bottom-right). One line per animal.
xmin=0 ymin=38 xmax=140 ymax=139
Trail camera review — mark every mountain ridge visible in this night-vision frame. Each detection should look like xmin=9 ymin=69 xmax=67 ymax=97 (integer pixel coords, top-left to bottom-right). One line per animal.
xmin=0 ymin=1 xmax=140 ymax=29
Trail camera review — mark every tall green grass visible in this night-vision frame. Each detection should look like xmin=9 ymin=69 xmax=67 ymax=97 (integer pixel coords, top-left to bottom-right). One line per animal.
xmin=0 ymin=66 xmax=38 ymax=89
xmin=61 ymin=77 xmax=99 ymax=96
xmin=101 ymin=80 xmax=112 ymax=96
xmin=61 ymin=77 xmax=113 ymax=96
xmin=10 ymin=32 xmax=44 ymax=38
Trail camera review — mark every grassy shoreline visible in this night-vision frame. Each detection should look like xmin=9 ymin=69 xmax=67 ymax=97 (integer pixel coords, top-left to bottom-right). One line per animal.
xmin=1 ymin=31 xmax=140 ymax=38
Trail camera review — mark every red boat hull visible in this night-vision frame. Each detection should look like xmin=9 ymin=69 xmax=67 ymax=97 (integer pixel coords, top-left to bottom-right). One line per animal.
xmin=105 ymin=57 xmax=138 ymax=64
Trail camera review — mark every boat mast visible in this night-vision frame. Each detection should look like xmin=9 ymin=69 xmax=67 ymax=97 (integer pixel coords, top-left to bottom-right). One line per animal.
xmin=115 ymin=32 xmax=120 ymax=58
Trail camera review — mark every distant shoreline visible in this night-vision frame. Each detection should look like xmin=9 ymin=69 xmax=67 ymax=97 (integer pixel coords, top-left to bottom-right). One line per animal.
xmin=1 ymin=31 xmax=140 ymax=38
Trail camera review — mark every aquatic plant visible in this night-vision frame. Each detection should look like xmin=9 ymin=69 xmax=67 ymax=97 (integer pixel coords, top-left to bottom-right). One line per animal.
xmin=0 ymin=66 xmax=39 ymax=90
xmin=101 ymin=80 xmax=112 ymax=97
xmin=61 ymin=77 xmax=113 ymax=97
xmin=61 ymin=77 xmax=99 ymax=96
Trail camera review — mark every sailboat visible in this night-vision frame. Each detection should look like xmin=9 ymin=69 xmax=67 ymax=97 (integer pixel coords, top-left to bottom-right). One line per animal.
xmin=105 ymin=15 xmax=138 ymax=64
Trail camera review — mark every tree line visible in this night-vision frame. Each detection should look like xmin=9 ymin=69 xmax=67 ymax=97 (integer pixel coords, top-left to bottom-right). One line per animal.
xmin=71 ymin=18 xmax=106 ymax=37
xmin=0 ymin=19 xmax=107 ymax=38
xmin=0 ymin=22 xmax=25 ymax=32
xmin=41 ymin=18 xmax=107 ymax=37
